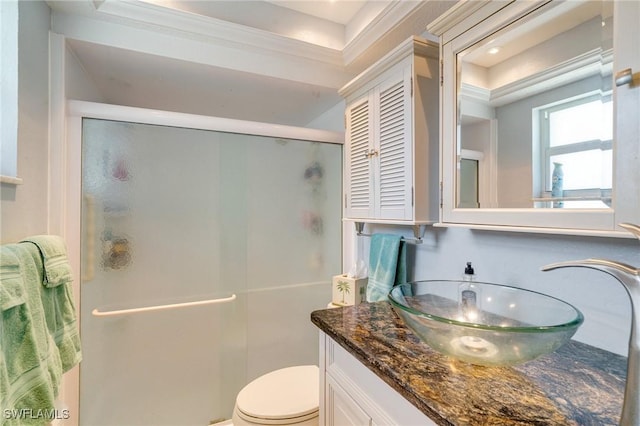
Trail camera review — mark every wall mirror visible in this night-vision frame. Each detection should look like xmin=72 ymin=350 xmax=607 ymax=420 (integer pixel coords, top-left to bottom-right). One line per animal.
xmin=431 ymin=0 xmax=640 ymax=235
xmin=457 ymin=0 xmax=613 ymax=210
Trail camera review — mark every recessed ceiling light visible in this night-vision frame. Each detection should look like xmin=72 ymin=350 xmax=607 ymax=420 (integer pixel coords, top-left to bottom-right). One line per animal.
xmin=488 ymin=47 xmax=500 ymax=55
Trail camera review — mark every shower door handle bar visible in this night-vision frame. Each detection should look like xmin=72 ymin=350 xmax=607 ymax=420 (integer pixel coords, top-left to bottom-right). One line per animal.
xmin=92 ymin=294 xmax=237 ymax=317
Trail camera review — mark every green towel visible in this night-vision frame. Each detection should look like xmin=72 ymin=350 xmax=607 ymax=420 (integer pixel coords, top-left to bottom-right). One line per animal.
xmin=20 ymin=236 xmax=73 ymax=289
xmin=0 ymin=247 xmax=25 ymax=311
xmin=1 ymin=244 xmax=62 ymax=426
xmin=19 ymin=241 xmax=82 ymax=373
xmin=0 ymin=246 xmax=26 ymax=420
xmin=366 ymin=234 xmax=407 ymax=302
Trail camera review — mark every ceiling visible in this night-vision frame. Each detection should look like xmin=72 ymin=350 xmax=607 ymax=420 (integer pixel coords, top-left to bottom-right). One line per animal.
xmin=47 ymin=0 xmax=454 ymax=128
xmin=133 ymin=0 xmax=397 ymax=49
xmin=463 ymin=0 xmax=611 ymax=69
xmin=266 ymin=0 xmax=368 ymax=24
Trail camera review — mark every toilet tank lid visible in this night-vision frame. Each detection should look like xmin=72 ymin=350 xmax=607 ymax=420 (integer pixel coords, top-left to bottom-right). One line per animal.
xmin=236 ymin=365 xmax=319 ymax=420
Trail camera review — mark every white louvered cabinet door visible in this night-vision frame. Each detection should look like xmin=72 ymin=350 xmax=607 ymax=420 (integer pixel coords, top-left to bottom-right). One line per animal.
xmin=341 ymin=37 xmax=438 ymax=224
xmin=374 ymin=68 xmax=413 ymax=220
xmin=345 ymin=94 xmax=375 ymax=219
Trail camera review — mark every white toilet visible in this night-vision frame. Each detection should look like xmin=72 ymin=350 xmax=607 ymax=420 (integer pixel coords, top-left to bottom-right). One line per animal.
xmin=232 ymin=365 xmax=319 ymax=426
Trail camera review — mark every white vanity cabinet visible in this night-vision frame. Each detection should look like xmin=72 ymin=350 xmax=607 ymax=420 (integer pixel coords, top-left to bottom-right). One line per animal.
xmin=319 ymin=332 xmax=438 ymax=426
xmin=339 ymin=37 xmax=440 ymax=224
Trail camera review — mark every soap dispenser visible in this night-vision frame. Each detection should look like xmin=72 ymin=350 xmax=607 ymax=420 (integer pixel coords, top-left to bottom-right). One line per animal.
xmin=459 ymin=262 xmax=481 ymax=322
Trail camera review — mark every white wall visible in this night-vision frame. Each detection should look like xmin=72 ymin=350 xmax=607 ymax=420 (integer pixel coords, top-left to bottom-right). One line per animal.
xmin=65 ymin=44 xmax=106 ymax=102
xmin=306 ymin=100 xmax=346 ymax=132
xmin=1 ymin=1 xmax=18 ymax=180
xmin=0 ymin=1 xmax=50 ymax=243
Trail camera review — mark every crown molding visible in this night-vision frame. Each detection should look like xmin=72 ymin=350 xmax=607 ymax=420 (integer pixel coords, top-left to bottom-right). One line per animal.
xmin=427 ymin=0 xmax=497 ymax=36
xmin=95 ymin=0 xmax=344 ymax=67
xmin=50 ymin=0 xmax=443 ymax=91
xmin=95 ymin=0 xmax=436 ymax=71
xmin=342 ymin=1 xmax=425 ymax=66
xmin=459 ymin=48 xmax=613 ymax=109
xmin=461 ymin=83 xmax=490 ymax=103
xmin=339 ymin=36 xmax=438 ymax=99
xmin=489 ymin=48 xmax=613 ymax=106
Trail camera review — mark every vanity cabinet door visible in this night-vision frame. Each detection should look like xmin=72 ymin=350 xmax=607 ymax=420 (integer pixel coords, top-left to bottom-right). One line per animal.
xmin=326 ymin=376 xmax=372 ymax=426
xmin=320 ymin=332 xmax=438 ymax=426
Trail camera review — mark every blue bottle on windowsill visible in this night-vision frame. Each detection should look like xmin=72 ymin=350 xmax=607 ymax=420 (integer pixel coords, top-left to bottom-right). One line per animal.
xmin=551 ymin=162 xmax=564 ymax=208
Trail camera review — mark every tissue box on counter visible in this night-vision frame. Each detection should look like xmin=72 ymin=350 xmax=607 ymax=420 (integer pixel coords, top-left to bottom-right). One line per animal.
xmin=332 ymin=274 xmax=368 ymax=306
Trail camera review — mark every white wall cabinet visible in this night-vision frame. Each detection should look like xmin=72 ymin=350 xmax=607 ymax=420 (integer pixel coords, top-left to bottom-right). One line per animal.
xmin=429 ymin=0 xmax=640 ymax=236
xmin=319 ymin=331 xmax=438 ymax=426
xmin=340 ymin=37 xmax=440 ymax=224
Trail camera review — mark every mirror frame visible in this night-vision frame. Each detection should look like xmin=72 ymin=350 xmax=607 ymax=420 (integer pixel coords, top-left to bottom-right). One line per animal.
xmin=429 ymin=0 xmax=638 ymax=237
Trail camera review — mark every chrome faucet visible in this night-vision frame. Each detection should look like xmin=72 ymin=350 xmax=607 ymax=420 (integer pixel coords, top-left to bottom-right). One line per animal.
xmin=541 ymin=223 xmax=640 ymax=426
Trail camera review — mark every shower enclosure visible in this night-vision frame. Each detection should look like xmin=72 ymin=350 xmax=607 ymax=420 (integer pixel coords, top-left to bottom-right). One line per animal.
xmin=77 ymin=107 xmax=342 ymax=425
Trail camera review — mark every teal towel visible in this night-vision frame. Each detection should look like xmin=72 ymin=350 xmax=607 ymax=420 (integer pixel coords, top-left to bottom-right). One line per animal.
xmin=20 ymin=241 xmax=82 ymax=373
xmin=366 ymin=234 xmax=407 ymax=302
xmin=21 ymin=236 xmax=73 ymax=288
xmin=1 ymin=244 xmax=62 ymax=425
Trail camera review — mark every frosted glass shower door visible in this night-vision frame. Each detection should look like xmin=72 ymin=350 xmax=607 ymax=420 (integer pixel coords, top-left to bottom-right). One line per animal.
xmin=79 ymin=118 xmax=342 ymax=426
xmin=80 ymin=119 xmax=245 ymax=426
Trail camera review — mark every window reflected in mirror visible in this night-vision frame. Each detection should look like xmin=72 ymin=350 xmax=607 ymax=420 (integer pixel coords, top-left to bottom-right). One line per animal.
xmin=459 ymin=157 xmax=479 ymax=208
xmin=456 ymin=0 xmax=613 ymax=209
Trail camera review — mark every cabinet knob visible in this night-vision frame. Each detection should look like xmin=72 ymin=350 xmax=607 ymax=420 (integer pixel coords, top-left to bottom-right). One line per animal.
xmin=615 ymin=68 xmax=633 ymax=87
xmin=363 ymin=149 xmax=379 ymax=159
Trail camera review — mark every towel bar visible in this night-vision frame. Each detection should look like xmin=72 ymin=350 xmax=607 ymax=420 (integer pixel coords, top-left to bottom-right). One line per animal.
xmin=92 ymin=294 xmax=236 ymax=317
xmin=356 ymin=232 xmax=423 ymax=244
xmin=354 ymin=222 xmax=424 ymax=244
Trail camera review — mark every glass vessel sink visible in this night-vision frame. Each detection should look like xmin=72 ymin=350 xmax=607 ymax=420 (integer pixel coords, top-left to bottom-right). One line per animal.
xmin=388 ymin=280 xmax=584 ymax=366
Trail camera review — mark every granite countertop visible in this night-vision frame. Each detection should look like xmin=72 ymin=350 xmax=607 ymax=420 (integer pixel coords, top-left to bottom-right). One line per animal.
xmin=311 ymin=302 xmax=627 ymax=426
